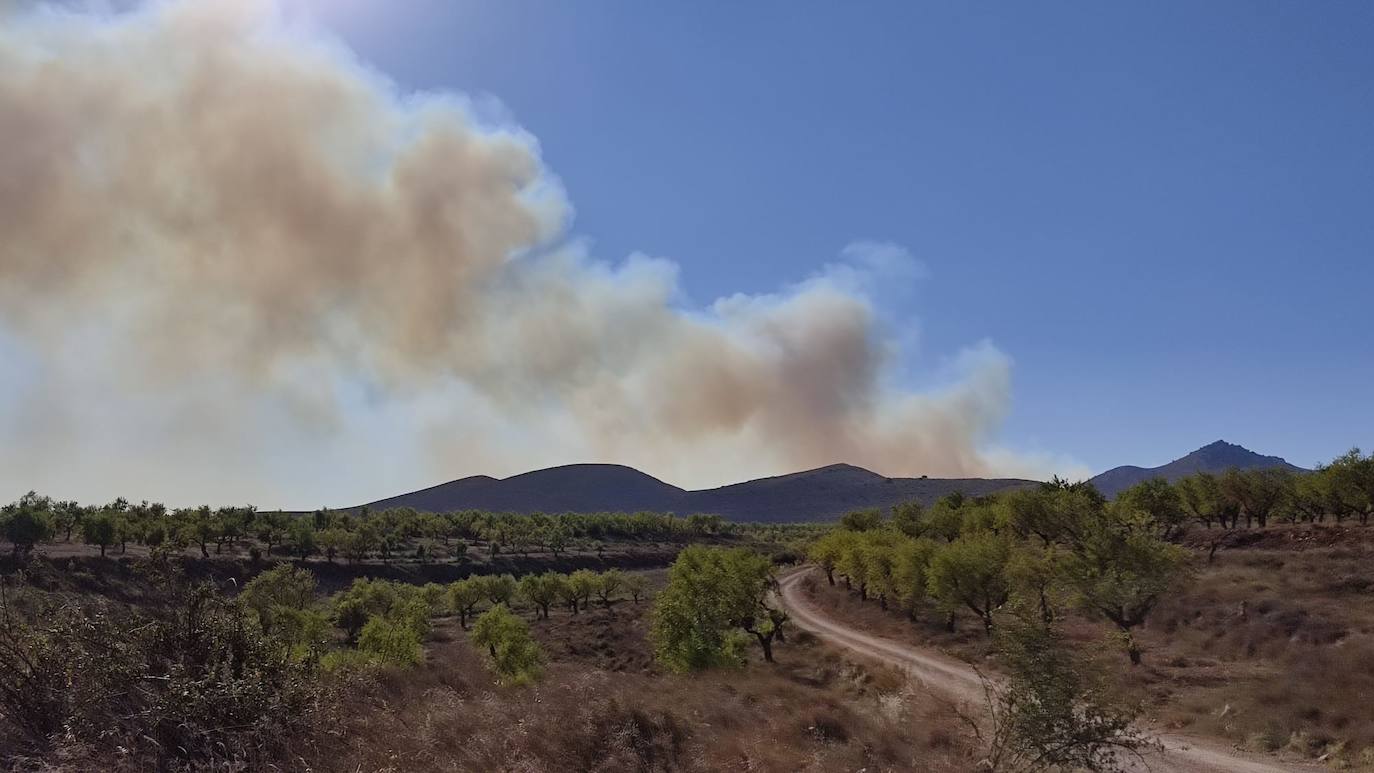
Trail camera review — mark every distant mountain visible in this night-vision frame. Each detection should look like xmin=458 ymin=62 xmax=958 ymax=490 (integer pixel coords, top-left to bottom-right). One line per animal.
xmin=362 ymin=464 xmax=687 ymax=515
xmin=354 ymin=462 xmax=1036 ymax=524
xmin=1089 ymin=440 xmax=1306 ymax=498
xmin=683 ymin=464 xmax=1031 ymax=523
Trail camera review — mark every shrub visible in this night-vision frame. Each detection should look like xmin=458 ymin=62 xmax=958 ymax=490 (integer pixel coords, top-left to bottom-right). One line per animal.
xmin=357 ymin=616 xmax=424 ymax=666
xmin=470 ymin=604 xmax=543 ymax=685
xmin=970 ymin=620 xmax=1153 ymax=772
xmin=0 ymin=576 xmax=322 ymax=766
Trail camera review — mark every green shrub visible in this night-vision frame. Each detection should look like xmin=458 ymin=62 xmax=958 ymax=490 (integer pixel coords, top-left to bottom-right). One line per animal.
xmin=470 ymin=604 xmax=543 ymax=685
xmin=358 ymin=617 xmax=423 ymax=666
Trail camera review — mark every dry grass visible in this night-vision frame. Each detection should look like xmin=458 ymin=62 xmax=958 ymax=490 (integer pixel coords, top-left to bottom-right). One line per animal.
xmin=304 ymin=602 xmax=976 ymax=772
xmin=804 ymin=524 xmax=1374 ymax=767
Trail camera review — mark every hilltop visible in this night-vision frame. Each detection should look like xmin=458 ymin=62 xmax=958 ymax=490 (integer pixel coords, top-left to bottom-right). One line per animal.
xmin=354 ymin=462 xmax=1036 ymax=523
xmin=1088 ymin=440 xmax=1306 ymax=498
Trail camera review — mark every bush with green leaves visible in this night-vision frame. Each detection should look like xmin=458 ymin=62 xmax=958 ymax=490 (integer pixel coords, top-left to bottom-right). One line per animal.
xmin=355 ymin=615 xmax=424 ymax=666
xmin=651 ymin=546 xmax=783 ymax=671
xmin=1 ymin=493 xmax=54 ymax=557
xmin=469 ymin=604 xmax=543 ymax=685
xmin=240 ymin=564 xmax=316 ymax=632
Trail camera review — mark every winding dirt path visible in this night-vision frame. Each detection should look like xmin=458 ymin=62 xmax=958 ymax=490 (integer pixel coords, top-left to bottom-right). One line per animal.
xmin=777 ymin=567 xmax=1314 ymax=773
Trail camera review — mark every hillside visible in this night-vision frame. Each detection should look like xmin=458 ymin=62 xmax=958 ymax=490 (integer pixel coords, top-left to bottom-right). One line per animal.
xmin=362 ymin=464 xmax=688 ymax=514
xmin=681 ymin=464 xmax=1033 ymax=522
xmin=357 ymin=462 xmax=1036 ymax=523
xmin=1089 ymin=439 xmax=1306 ymax=498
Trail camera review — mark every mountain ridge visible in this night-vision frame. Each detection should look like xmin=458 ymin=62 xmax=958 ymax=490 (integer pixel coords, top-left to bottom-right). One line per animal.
xmin=355 ymin=462 xmax=1034 ymax=524
xmin=1087 ymin=440 xmax=1306 ymax=498
xmin=340 ymin=440 xmax=1305 ymax=523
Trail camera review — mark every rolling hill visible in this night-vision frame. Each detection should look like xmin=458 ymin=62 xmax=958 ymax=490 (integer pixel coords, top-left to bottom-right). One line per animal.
xmin=343 ymin=440 xmax=1304 ymax=521
xmin=354 ymin=462 xmax=1036 ymax=523
xmin=1088 ymin=440 xmax=1306 ymax=498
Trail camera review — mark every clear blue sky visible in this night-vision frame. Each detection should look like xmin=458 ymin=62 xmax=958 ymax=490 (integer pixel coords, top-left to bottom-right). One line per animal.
xmin=309 ymin=1 xmax=1371 ymax=472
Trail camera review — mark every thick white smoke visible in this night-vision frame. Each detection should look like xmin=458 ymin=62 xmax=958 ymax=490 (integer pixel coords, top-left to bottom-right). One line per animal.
xmin=0 ymin=0 xmax=1082 ymax=506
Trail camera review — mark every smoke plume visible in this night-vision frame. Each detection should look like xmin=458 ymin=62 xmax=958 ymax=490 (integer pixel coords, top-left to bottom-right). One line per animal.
xmin=0 ymin=0 xmax=1080 ymax=506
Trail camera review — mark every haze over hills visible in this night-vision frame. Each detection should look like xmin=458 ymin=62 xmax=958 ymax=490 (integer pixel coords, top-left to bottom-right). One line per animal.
xmin=1087 ymin=440 xmax=1307 ymax=499
xmin=357 ymin=463 xmax=1037 ymax=524
xmin=347 ymin=440 xmax=1307 ymax=522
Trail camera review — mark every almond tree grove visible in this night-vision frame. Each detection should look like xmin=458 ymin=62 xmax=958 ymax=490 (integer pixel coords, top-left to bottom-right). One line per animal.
xmin=809 ymin=479 xmax=1190 ymax=665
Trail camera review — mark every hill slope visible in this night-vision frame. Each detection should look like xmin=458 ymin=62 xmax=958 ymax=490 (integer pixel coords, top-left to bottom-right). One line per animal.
xmin=358 ymin=462 xmax=1035 ymax=523
xmin=1089 ymin=440 xmax=1306 ymax=498
xmin=363 ymin=464 xmax=687 ymax=514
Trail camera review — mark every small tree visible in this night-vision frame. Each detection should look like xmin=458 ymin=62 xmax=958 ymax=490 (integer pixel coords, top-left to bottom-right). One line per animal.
xmin=839 ymin=509 xmax=884 ymax=531
xmin=470 ymin=605 xmax=543 ymax=685
xmin=565 ymin=569 xmax=598 ymax=613
xmin=892 ymin=537 xmax=937 ymax=619
xmin=284 ymin=520 xmax=317 ymax=563
xmin=928 ymin=532 xmax=1012 ymax=634
xmin=448 ymin=578 xmax=485 ymax=629
xmin=478 ymin=574 xmax=517 ymax=606
xmin=970 ymin=621 xmax=1153 ymax=772
xmin=625 ymin=573 xmax=649 ymax=603
xmin=651 ymin=546 xmax=783 ymax=670
xmin=1115 ymin=478 xmax=1188 ymax=540
xmin=806 ymin=529 xmax=855 ymax=586
xmin=317 ymin=529 xmax=347 ymax=563
xmin=595 ymin=569 xmax=626 ymax=609
xmin=2 ymin=504 xmax=53 ymax=558
xmin=517 ymin=572 xmax=565 ymax=619
xmin=358 ymin=617 xmax=423 ymax=666
xmin=240 ymin=565 xmax=316 ymax=633
xmin=81 ymin=512 xmax=118 ymax=557
xmin=1065 ymin=523 xmax=1189 ymax=665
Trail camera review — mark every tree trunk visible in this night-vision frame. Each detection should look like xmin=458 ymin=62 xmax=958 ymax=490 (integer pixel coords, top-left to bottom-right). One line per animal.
xmin=824 ymin=568 xmax=835 ymax=586
xmin=755 ymin=633 xmax=774 ymax=663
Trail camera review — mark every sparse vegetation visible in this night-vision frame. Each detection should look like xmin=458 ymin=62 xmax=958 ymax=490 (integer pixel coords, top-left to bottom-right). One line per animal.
xmin=1 ymin=446 xmax=1370 ymax=769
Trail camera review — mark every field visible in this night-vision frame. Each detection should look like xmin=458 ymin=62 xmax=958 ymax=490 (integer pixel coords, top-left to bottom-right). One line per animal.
xmin=799 ymin=523 xmax=1374 ymax=767
xmin=0 ymin=552 xmax=974 ymax=772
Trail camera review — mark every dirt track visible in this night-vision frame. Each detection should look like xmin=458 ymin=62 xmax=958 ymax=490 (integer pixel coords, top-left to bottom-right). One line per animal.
xmin=777 ymin=567 xmax=1314 ymax=773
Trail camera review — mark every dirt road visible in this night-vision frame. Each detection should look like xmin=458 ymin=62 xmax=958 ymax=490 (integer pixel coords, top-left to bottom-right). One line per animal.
xmin=777 ymin=567 xmax=1314 ymax=773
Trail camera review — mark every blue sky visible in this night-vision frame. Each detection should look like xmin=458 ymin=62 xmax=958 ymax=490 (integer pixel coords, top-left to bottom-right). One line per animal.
xmin=303 ymin=1 xmax=1372 ymax=472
